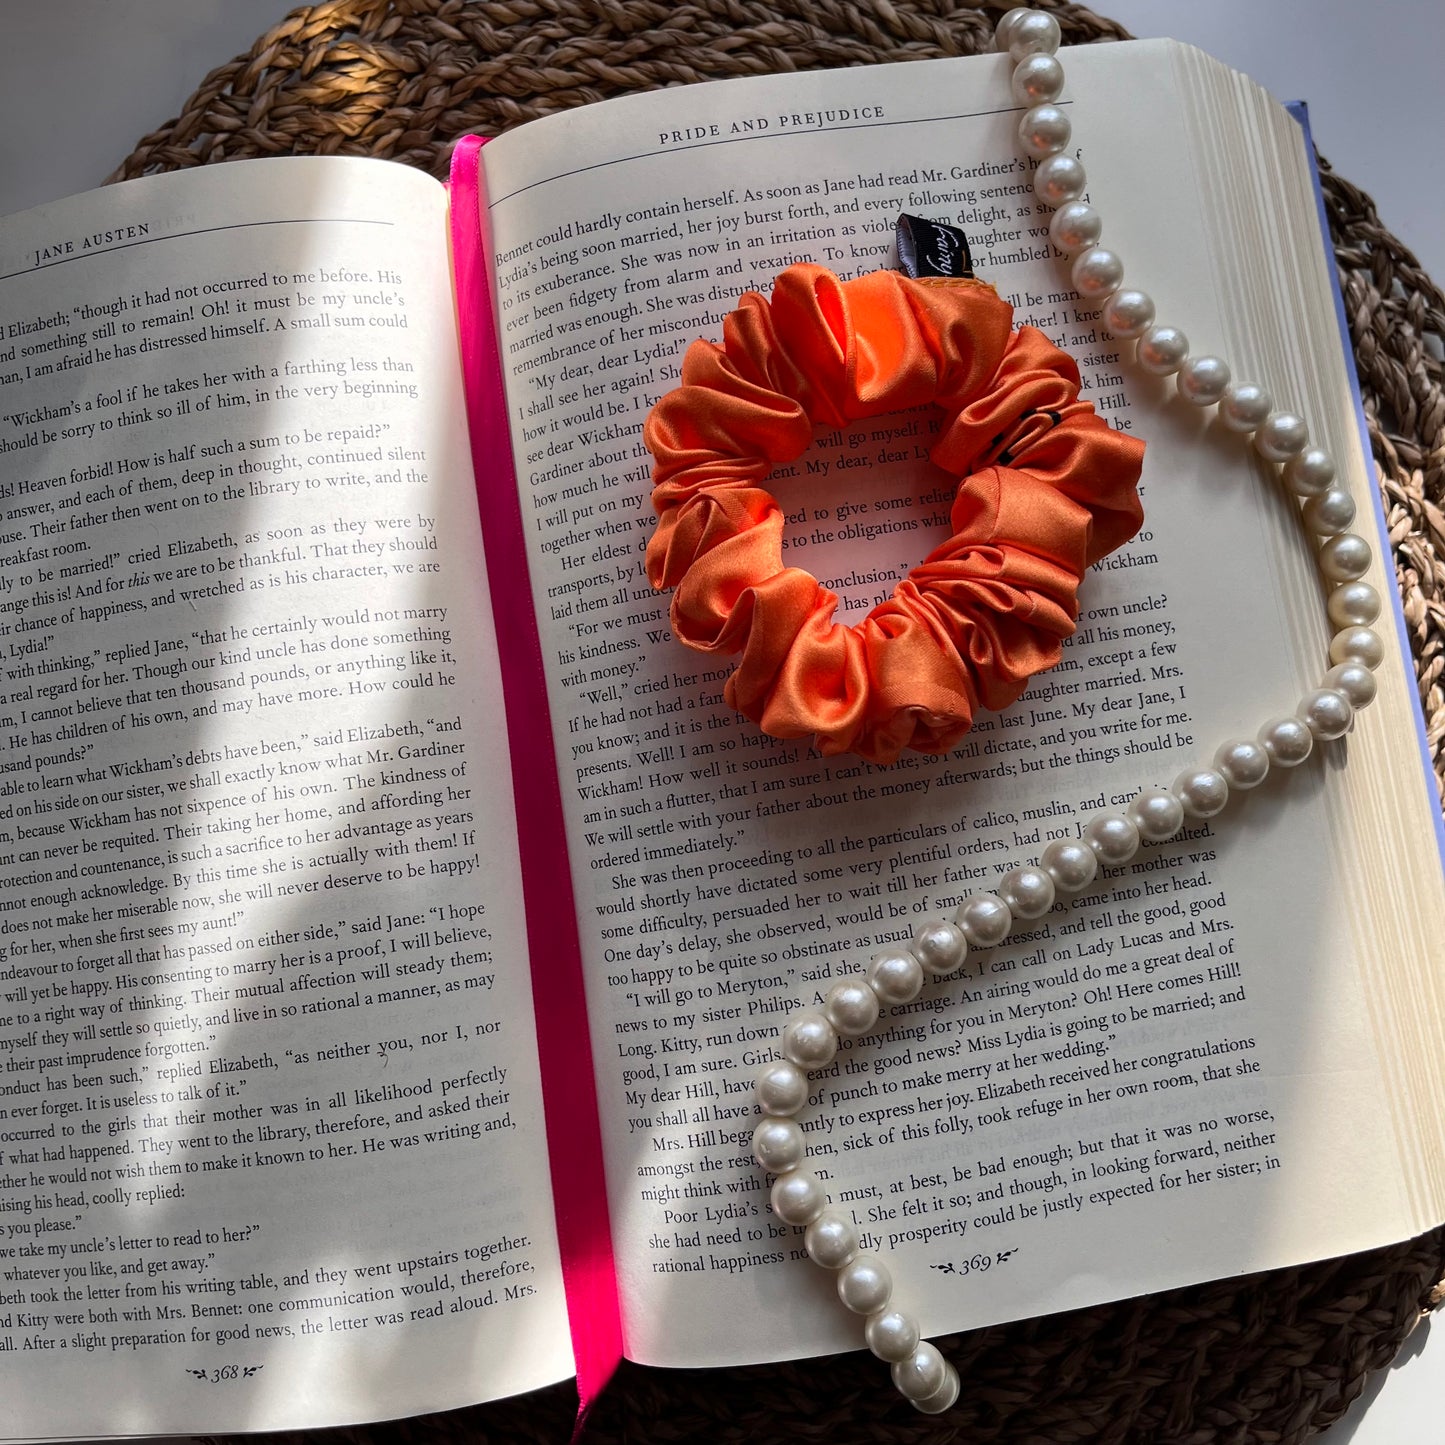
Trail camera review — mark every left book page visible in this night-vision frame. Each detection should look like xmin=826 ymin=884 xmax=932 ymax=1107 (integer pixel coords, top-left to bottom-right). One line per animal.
xmin=0 ymin=160 xmax=571 ymax=1436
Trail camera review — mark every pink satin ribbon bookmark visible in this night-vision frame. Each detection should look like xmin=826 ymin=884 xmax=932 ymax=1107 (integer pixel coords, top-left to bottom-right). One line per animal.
xmin=448 ymin=133 xmax=624 ymax=1433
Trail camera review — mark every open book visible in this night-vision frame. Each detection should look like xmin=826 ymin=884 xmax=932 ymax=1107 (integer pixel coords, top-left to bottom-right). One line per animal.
xmin=2 ymin=38 xmax=1443 ymax=1438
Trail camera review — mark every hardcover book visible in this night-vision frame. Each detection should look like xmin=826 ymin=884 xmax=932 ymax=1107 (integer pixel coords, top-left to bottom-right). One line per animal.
xmin=0 ymin=39 xmax=1442 ymax=1437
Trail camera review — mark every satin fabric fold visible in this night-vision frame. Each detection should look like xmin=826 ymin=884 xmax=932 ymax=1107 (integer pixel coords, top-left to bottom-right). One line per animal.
xmin=645 ymin=264 xmax=1145 ymax=765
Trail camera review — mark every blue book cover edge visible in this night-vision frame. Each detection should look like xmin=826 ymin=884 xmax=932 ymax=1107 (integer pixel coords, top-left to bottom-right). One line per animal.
xmin=1287 ymin=99 xmax=1445 ymax=864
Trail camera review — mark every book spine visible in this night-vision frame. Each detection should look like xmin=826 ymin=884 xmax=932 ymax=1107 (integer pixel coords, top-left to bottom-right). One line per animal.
xmin=447 ymin=134 xmax=623 ymax=1421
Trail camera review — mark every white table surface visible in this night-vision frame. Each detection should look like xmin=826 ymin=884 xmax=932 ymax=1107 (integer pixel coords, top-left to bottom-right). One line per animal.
xmin=2 ymin=3 xmax=1441 ymax=1442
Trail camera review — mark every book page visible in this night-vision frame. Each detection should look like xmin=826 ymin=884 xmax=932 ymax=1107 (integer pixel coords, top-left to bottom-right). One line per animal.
xmin=0 ymin=161 xmax=570 ymax=1434
xmin=478 ymin=42 xmax=1445 ymax=1366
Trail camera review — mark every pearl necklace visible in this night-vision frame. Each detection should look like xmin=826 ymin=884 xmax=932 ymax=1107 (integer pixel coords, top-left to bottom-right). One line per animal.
xmin=748 ymin=7 xmax=1385 ymax=1416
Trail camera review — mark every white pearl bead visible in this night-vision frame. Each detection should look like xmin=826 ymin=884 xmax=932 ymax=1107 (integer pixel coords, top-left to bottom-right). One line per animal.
xmin=1136 ymin=325 xmax=1189 ymax=376
xmin=1040 ymin=837 xmax=1098 ymax=892
xmin=751 ymin=1117 xmax=806 ymax=1172
xmin=1328 ymin=625 xmax=1385 ymax=670
xmin=865 ymin=949 xmax=924 ymax=1005
xmin=1302 ymin=489 xmax=1356 ymax=536
xmin=1010 ymin=51 xmax=1065 ymax=105
xmin=803 ymin=1210 xmax=858 ymax=1269
xmin=1172 ymin=767 xmax=1229 ymax=818
xmin=771 ymin=1169 xmax=827 ymax=1226
xmin=865 ymin=1308 xmax=920 ymax=1362
xmin=1083 ymin=812 xmax=1140 ymax=865
xmin=1319 ymin=533 xmax=1372 ymax=582
xmin=997 ymin=866 xmax=1055 ymax=919
xmin=1008 ymin=9 xmax=1061 ymax=60
xmin=1019 ymin=103 xmax=1071 ymax=158
xmin=1034 ymin=153 xmax=1086 ymax=207
xmin=1283 ymin=446 xmax=1335 ymax=497
xmin=911 ymin=919 xmax=969 ymax=976
xmin=837 ymin=1254 xmax=892 ymax=1314
xmin=781 ymin=1011 xmax=837 ymax=1070
xmin=1258 ymin=716 xmax=1314 ymax=767
xmin=953 ymin=893 xmax=1012 ymax=947
xmin=1253 ymin=411 xmax=1308 ymax=461
xmin=995 ymin=6 xmax=1033 ymax=50
xmin=824 ymin=976 xmax=880 ymax=1037
xmin=1324 ymin=661 xmax=1378 ymax=709
xmin=1071 ymin=246 xmax=1124 ymax=300
xmin=1101 ymin=288 xmax=1155 ymax=339
xmin=1298 ymin=688 xmax=1353 ymax=741
xmin=1213 ymin=738 xmax=1270 ymax=790
xmin=1176 ymin=355 xmax=1230 ymax=406
xmin=892 ymin=1341 xmax=948 ymax=1401
xmin=1327 ymin=580 xmax=1381 ymax=628
xmin=1048 ymin=200 xmax=1102 ymax=254
xmin=754 ymin=1059 xmax=809 ymax=1115
xmin=1127 ymin=787 xmax=1185 ymax=841
xmin=1219 ymin=383 xmax=1272 ymax=432
xmin=912 ymin=1365 xmax=962 ymax=1415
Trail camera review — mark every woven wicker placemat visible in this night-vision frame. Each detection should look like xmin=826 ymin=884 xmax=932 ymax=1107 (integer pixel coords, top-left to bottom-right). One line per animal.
xmin=113 ymin=3 xmax=1445 ymax=1440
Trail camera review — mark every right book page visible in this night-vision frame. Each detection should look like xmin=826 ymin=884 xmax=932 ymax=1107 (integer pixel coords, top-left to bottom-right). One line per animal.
xmin=477 ymin=39 xmax=1445 ymax=1367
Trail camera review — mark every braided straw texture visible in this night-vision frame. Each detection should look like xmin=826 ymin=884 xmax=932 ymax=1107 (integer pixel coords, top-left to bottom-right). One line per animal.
xmin=113 ymin=2 xmax=1445 ymax=1440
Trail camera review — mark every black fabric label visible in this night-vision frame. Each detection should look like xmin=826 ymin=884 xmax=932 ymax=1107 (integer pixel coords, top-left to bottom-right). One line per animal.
xmin=895 ymin=213 xmax=974 ymax=279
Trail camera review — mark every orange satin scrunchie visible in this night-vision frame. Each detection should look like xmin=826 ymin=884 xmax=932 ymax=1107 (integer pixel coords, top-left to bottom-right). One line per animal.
xmin=643 ymin=263 xmax=1146 ymax=766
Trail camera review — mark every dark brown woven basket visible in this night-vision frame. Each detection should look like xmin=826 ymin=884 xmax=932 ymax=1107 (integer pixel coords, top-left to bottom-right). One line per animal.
xmin=113 ymin=3 xmax=1445 ymax=1440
